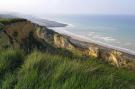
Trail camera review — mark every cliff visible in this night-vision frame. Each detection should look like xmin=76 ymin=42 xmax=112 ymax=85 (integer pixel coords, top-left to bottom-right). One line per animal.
xmin=54 ymin=34 xmax=135 ymax=69
xmin=0 ymin=19 xmax=135 ymax=70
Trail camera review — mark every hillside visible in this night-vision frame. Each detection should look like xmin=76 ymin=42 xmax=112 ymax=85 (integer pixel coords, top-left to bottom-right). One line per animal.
xmin=0 ymin=18 xmax=135 ymax=89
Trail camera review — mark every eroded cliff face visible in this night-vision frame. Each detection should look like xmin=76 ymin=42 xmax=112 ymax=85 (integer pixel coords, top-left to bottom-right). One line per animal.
xmin=71 ymin=40 xmax=135 ymax=69
xmin=74 ymin=41 xmax=135 ymax=69
xmin=53 ymin=34 xmax=75 ymax=50
xmin=1 ymin=20 xmax=135 ymax=70
xmin=52 ymin=31 xmax=135 ymax=70
xmin=86 ymin=47 xmax=100 ymax=58
xmin=0 ymin=20 xmax=55 ymax=51
xmin=53 ymin=35 xmax=135 ymax=70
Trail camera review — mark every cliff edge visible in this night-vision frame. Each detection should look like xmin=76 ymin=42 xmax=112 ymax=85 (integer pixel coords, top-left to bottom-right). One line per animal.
xmin=0 ymin=18 xmax=135 ymax=70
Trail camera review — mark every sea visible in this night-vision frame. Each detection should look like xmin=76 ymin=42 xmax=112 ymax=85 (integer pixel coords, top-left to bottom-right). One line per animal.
xmin=42 ymin=15 xmax=135 ymax=54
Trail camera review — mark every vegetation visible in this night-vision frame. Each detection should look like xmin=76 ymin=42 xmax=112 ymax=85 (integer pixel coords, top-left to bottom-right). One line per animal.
xmin=0 ymin=49 xmax=134 ymax=89
xmin=0 ymin=18 xmax=26 ymax=25
xmin=0 ymin=18 xmax=135 ymax=89
xmin=0 ymin=23 xmax=4 ymax=31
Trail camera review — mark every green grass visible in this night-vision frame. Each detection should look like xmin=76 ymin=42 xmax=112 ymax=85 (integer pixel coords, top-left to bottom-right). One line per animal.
xmin=0 ymin=18 xmax=26 ymax=25
xmin=0 ymin=50 xmax=134 ymax=89
xmin=0 ymin=18 xmax=135 ymax=89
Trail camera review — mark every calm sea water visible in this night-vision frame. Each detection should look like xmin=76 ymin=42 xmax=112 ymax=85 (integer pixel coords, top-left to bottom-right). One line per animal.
xmin=44 ymin=15 xmax=135 ymax=53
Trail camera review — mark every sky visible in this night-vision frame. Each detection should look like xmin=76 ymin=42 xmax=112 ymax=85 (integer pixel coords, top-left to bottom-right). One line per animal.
xmin=0 ymin=0 xmax=135 ymax=15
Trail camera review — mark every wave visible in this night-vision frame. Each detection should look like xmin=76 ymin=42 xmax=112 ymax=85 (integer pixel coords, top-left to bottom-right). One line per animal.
xmin=88 ymin=32 xmax=119 ymax=43
xmin=52 ymin=27 xmax=135 ymax=55
xmin=90 ymin=35 xmax=116 ymax=42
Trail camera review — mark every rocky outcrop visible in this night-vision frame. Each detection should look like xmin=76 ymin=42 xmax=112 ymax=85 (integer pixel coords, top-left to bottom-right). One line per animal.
xmin=69 ymin=39 xmax=135 ymax=69
xmin=93 ymin=48 xmax=135 ymax=69
xmin=52 ymin=32 xmax=135 ymax=70
xmin=53 ymin=34 xmax=75 ymax=50
xmin=86 ymin=47 xmax=100 ymax=58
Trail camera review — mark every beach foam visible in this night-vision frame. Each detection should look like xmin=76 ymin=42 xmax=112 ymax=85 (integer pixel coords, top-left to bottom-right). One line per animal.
xmin=52 ymin=26 xmax=135 ymax=55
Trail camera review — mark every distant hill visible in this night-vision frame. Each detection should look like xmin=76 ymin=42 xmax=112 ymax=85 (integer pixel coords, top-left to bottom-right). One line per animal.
xmin=0 ymin=13 xmax=67 ymax=27
xmin=0 ymin=13 xmax=18 ymax=18
xmin=20 ymin=15 xmax=68 ymax=27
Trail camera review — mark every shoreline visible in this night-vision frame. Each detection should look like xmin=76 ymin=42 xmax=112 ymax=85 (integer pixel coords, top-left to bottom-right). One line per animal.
xmin=50 ymin=24 xmax=135 ymax=68
xmin=69 ymin=33 xmax=135 ymax=56
xmin=51 ymin=26 xmax=135 ymax=56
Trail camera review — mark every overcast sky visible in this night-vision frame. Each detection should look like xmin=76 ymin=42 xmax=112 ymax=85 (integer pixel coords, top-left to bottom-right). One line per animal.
xmin=0 ymin=0 xmax=135 ymax=15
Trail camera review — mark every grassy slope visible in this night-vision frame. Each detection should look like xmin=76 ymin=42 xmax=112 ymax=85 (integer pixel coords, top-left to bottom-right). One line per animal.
xmin=0 ymin=18 xmax=135 ymax=89
xmin=0 ymin=49 xmax=135 ymax=89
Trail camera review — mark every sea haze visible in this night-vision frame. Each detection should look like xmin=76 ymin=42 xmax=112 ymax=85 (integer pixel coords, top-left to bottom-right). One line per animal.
xmin=44 ymin=15 xmax=135 ymax=53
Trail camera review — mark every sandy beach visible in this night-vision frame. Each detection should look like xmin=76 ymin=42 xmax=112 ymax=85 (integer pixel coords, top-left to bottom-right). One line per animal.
xmin=51 ymin=26 xmax=135 ymax=56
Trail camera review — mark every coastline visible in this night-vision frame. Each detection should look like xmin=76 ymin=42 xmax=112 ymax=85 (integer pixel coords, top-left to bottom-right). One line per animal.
xmin=0 ymin=17 xmax=135 ymax=69
xmin=49 ymin=25 xmax=135 ymax=68
xmin=51 ymin=26 xmax=135 ymax=56
xmin=29 ymin=18 xmax=135 ymax=68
